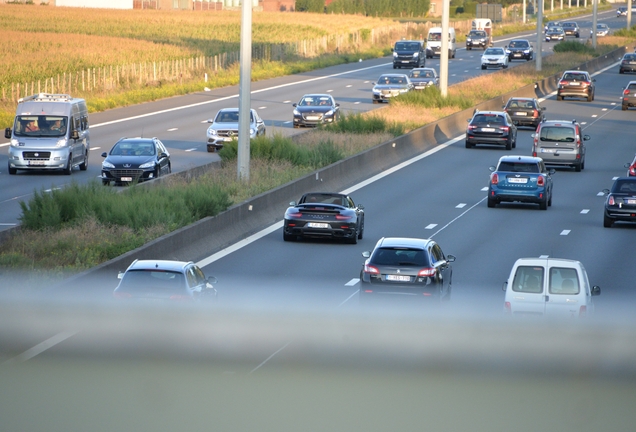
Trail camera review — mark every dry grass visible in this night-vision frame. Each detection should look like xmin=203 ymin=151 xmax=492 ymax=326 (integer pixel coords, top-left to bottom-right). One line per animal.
xmin=293 ymin=129 xmax=395 ymax=155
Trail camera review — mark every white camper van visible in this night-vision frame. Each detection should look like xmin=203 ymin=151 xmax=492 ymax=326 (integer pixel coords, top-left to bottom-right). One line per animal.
xmin=5 ymin=93 xmax=90 ymax=175
xmin=425 ymin=27 xmax=457 ymax=59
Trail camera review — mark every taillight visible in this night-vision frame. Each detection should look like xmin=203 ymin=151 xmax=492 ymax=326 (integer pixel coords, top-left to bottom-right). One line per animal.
xmin=624 ymin=89 xmax=630 ymax=95
xmin=532 ymin=109 xmax=539 ymax=118
xmin=609 ymin=196 xmax=616 ymax=205
xmin=335 ymin=214 xmax=352 ymax=220
xmin=113 ymin=292 xmax=132 ymax=299
xmin=579 ymin=305 xmax=587 ymax=316
xmin=537 ymin=175 xmax=545 ymax=186
xmin=364 ymin=264 xmax=380 ymax=274
xmin=418 ymin=268 xmax=435 ymax=277
xmin=501 ymin=126 xmax=510 ymax=132
xmin=467 ymin=125 xmax=477 ymax=131
xmin=623 ymin=60 xmax=629 ymax=65
xmin=559 ymin=80 xmax=568 ymax=86
xmin=629 ymin=165 xmax=636 ymax=176
xmin=287 ymin=212 xmax=302 ymax=218
xmin=491 ymin=173 xmax=499 ymax=185
xmin=504 ymin=302 xmax=511 ymax=313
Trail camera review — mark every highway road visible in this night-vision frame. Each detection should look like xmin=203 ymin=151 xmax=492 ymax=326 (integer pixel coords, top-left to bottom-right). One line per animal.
xmin=0 ymin=7 xmax=620 ymax=231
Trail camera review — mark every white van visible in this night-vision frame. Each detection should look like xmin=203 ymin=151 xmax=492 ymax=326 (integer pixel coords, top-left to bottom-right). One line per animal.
xmin=503 ymin=258 xmax=600 ymax=318
xmin=425 ymin=27 xmax=456 ymax=59
xmin=5 ymin=93 xmax=90 ymax=175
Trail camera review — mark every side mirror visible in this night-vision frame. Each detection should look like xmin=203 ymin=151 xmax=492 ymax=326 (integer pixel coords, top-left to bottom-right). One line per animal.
xmin=446 ymin=254 xmax=456 ymax=263
xmin=5 ymin=128 xmax=11 ymax=139
xmin=591 ymin=285 xmax=601 ymax=296
xmin=101 ymin=152 xmax=107 ymax=158
xmin=206 ymin=276 xmax=218 ymax=285
xmin=336 ymin=103 xmax=340 ymax=107
xmin=372 ymin=82 xmax=376 ymax=85
xmin=390 ymin=47 xmax=394 ymax=52
xmin=489 ymin=166 xmax=495 ymax=172
xmin=289 ymin=201 xmax=297 ymax=206
xmin=357 ymin=204 xmax=365 ymax=210
xmin=117 ymin=272 xmax=124 ymax=280
xmin=531 ymin=133 xmax=536 ymax=138
xmin=625 ymin=162 xmax=631 ymax=168
xmin=592 ymin=78 xmax=596 ymax=82
xmin=541 ymin=106 xmax=546 ymax=110
xmin=362 ymin=251 xmax=371 ymax=258
xmin=292 ymin=103 xmax=297 ymax=107
xmin=549 ymin=169 xmax=556 ymax=175
xmin=583 ymin=135 xmax=591 ymax=141
xmin=71 ymin=130 xmax=79 ymax=140
xmin=207 ymin=119 xmax=214 ymax=123
xmin=602 ymin=188 xmax=610 ymax=195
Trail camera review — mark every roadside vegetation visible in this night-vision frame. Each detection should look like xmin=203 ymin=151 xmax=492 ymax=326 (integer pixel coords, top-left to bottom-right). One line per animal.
xmin=0 ymin=3 xmax=631 ymax=285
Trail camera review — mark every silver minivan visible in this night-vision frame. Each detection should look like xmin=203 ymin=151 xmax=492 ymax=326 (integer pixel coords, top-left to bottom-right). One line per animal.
xmin=503 ymin=257 xmax=600 ymax=318
xmin=5 ymin=93 xmax=90 ymax=175
xmin=531 ymin=119 xmax=589 ymax=172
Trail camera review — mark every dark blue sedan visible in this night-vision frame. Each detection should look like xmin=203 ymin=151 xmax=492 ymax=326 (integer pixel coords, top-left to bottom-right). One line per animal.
xmin=488 ymin=155 xmax=554 ymax=210
xmin=101 ymin=137 xmax=171 ymax=185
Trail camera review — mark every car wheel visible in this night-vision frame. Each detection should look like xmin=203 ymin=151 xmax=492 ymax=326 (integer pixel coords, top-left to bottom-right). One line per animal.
xmin=539 ymin=199 xmax=548 ymax=210
xmin=622 ymin=104 xmax=628 ymax=111
xmin=465 ymin=140 xmax=473 ymax=148
xmin=574 ymin=161 xmax=582 ymax=172
xmin=487 ymin=198 xmax=496 ymax=208
xmin=505 ymin=139 xmax=512 ymax=150
xmin=503 ymin=64 xmax=508 ymax=69
xmin=603 ymin=214 xmax=614 ymax=228
xmin=8 ymin=164 xmax=16 ymax=175
xmin=283 ymin=231 xmax=295 ymax=242
xmin=587 ymin=94 xmax=593 ymax=102
xmin=557 ymin=95 xmax=563 ymax=101
xmin=63 ymin=156 xmax=72 ymax=175
xmin=79 ymin=150 xmax=88 ymax=171
xmin=102 ymin=180 xmax=110 ymax=186
xmin=581 ymin=159 xmax=585 ymax=170
xmin=372 ymin=100 xmax=378 ymax=104
xmin=347 ymin=233 xmax=358 ymax=245
xmin=512 ymin=137 xmax=517 ymax=149
xmin=357 ymin=219 xmax=364 ymax=240
xmin=393 ymin=65 xmax=397 ymax=69
xmin=620 ymin=69 xmax=625 ymax=74
xmin=467 ymin=46 xmax=471 ymax=50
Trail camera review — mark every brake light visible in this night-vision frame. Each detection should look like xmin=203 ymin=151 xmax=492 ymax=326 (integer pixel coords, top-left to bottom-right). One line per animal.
xmin=609 ymin=196 xmax=615 ymax=205
xmin=630 ymin=165 xmax=636 ymax=176
xmin=532 ymin=109 xmax=539 ymax=118
xmin=537 ymin=175 xmax=545 ymax=186
xmin=467 ymin=125 xmax=477 ymax=131
xmin=418 ymin=268 xmax=435 ymax=277
xmin=559 ymin=80 xmax=568 ymax=86
xmin=335 ymin=214 xmax=352 ymax=220
xmin=501 ymin=126 xmax=510 ymax=132
xmin=491 ymin=173 xmax=499 ymax=185
xmin=624 ymin=89 xmax=630 ymax=95
xmin=504 ymin=302 xmax=511 ymax=313
xmin=288 ymin=212 xmax=302 ymax=218
xmin=113 ymin=292 xmax=132 ymax=299
xmin=364 ymin=264 xmax=380 ymax=274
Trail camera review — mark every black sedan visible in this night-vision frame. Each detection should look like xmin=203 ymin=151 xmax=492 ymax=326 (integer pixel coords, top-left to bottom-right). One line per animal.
xmin=359 ymin=237 xmax=456 ymax=302
xmin=545 ymin=27 xmax=565 ymax=42
xmin=506 ymin=39 xmax=533 ymax=61
xmin=101 ymin=137 xmax=171 ymax=185
xmin=283 ymin=192 xmax=364 ymax=244
xmin=292 ymin=94 xmax=340 ymax=128
xmin=503 ymin=97 xmax=546 ymax=128
xmin=465 ymin=110 xmax=517 ymax=150
xmin=619 ymin=53 xmax=636 ymax=74
xmin=561 ymin=22 xmax=580 ymax=38
xmin=603 ymin=178 xmax=636 ymax=228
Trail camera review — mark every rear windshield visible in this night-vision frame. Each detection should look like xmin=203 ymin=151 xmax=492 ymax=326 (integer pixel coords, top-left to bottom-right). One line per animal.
xmin=562 ymin=72 xmax=587 ymax=81
xmin=549 ymin=267 xmax=580 ymax=295
xmin=625 ymin=54 xmax=636 ymax=61
xmin=497 ymin=162 xmax=539 ymax=173
xmin=301 ymin=194 xmax=346 ymax=205
xmin=512 ymin=266 xmax=544 ymax=293
xmin=506 ymin=99 xmax=536 ymax=109
xmin=539 ymin=126 xmax=575 ymax=142
xmin=611 ymin=179 xmax=636 ymax=194
xmin=371 ymin=248 xmax=430 ymax=267
xmin=119 ymin=270 xmax=186 ymax=292
xmin=472 ymin=114 xmax=505 ymax=124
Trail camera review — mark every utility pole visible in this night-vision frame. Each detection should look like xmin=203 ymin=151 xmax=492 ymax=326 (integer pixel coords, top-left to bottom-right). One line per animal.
xmin=440 ymin=0 xmax=450 ymax=97
xmin=536 ymin=0 xmax=543 ymax=71
xmin=592 ymin=0 xmax=597 ymax=49
xmin=237 ymin=0 xmax=252 ymax=182
xmin=628 ymin=0 xmax=632 ymax=29
xmin=523 ymin=0 xmax=526 ymax=23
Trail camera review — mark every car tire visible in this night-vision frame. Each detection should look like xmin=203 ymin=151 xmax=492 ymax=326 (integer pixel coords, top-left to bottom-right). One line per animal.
xmin=467 ymin=46 xmax=471 ymax=50
xmin=63 ymin=156 xmax=72 ymax=175
xmin=622 ymin=104 xmax=628 ymax=111
xmin=505 ymin=139 xmax=512 ymax=150
xmin=603 ymin=214 xmax=614 ymax=228
xmin=8 ymin=165 xmax=17 ymax=175
xmin=358 ymin=220 xmax=364 ymax=240
xmin=283 ymin=232 xmax=295 ymax=242
xmin=487 ymin=198 xmax=496 ymax=208
xmin=347 ymin=233 xmax=358 ymax=245
xmin=503 ymin=64 xmax=508 ymax=69
xmin=587 ymin=94 xmax=593 ymax=102
xmin=79 ymin=150 xmax=88 ymax=171
xmin=465 ymin=140 xmax=473 ymax=148
xmin=512 ymin=138 xmax=517 ymax=149
xmin=372 ymin=100 xmax=378 ymax=104
xmin=581 ymin=159 xmax=585 ymax=170
xmin=575 ymin=161 xmax=582 ymax=172
xmin=393 ymin=65 xmax=397 ymax=69
xmin=557 ymin=95 xmax=563 ymax=101
xmin=102 ymin=180 xmax=110 ymax=186
xmin=539 ymin=199 xmax=548 ymax=210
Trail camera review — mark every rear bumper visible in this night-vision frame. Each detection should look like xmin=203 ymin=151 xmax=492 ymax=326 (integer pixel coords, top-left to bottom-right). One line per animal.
xmin=466 ymin=135 xmax=510 ymax=145
xmin=283 ymin=221 xmax=357 ymax=240
xmin=489 ymin=186 xmax=547 ymax=204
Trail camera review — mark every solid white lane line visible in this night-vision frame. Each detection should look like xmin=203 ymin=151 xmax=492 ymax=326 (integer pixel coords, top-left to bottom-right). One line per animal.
xmin=337 ymin=289 xmax=360 ymax=308
xmin=258 ymin=106 xmax=267 ymax=109
xmin=185 ymin=148 xmax=197 ymax=152
xmin=481 ymin=186 xmax=488 ymax=191
xmin=2 ymin=330 xmax=77 ymax=365
xmin=250 ymin=341 xmax=292 ymax=374
xmin=597 ymin=191 xmax=605 ymax=196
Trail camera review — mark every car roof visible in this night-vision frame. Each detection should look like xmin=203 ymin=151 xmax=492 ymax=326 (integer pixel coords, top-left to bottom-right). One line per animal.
xmin=376 ymin=237 xmax=434 ymax=249
xmin=508 ymin=97 xmax=536 ymax=101
xmin=509 ymin=39 xmax=530 ymax=42
xmin=217 ymin=107 xmax=256 ymax=113
xmin=539 ymin=119 xmax=578 ymax=126
xmin=513 ymin=257 xmax=582 ymax=267
xmin=498 ymin=155 xmax=543 ymax=163
xmin=301 ymin=93 xmax=332 ymax=98
xmin=474 ymin=110 xmax=506 ymax=116
xmin=126 ymin=259 xmax=193 ymax=272
xmin=379 ymin=74 xmax=409 ymax=78
xmin=117 ymin=137 xmax=157 ymax=143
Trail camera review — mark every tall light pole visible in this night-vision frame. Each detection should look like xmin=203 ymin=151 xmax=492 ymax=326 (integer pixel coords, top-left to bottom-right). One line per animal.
xmin=237 ymin=0 xmax=252 ymax=181
xmin=591 ymin=0 xmax=597 ymax=49
xmin=440 ymin=0 xmax=450 ymax=97
xmin=628 ymin=0 xmax=632 ymax=29
xmin=536 ymin=0 xmax=543 ymax=71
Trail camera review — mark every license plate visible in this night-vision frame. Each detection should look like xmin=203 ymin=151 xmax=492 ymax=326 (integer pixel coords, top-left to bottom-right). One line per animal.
xmin=508 ymin=177 xmax=528 ymax=184
xmin=628 ymin=199 xmax=636 ymax=205
xmin=28 ymin=160 xmax=46 ymax=166
xmin=513 ymin=54 xmax=522 ymax=57
xmin=481 ymin=127 xmax=496 ymax=132
xmin=570 ymin=82 xmax=580 ymax=85
xmin=121 ymin=177 xmax=133 ymax=182
xmin=223 ymin=137 xmax=235 ymax=142
xmin=415 ymin=86 xmax=426 ymax=89
xmin=630 ymin=62 xmax=636 ymax=65
xmin=541 ymin=148 xmax=556 ymax=153
xmin=386 ymin=275 xmax=410 ymax=282
xmin=307 ymin=222 xmax=329 ymax=229
xmin=306 ymin=116 xmax=320 ymax=121
xmin=515 ymin=112 xmax=527 ymax=116
xmin=402 ymin=61 xmax=410 ymax=63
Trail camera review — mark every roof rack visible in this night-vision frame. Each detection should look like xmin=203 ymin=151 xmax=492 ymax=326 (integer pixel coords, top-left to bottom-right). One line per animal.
xmin=18 ymin=93 xmax=73 ymax=104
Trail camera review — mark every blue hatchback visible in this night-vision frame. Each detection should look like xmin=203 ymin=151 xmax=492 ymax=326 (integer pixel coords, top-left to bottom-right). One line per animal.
xmin=488 ymin=155 xmax=555 ymax=210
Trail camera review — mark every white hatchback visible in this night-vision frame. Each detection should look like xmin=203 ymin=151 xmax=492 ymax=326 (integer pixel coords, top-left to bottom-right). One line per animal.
xmin=481 ymin=47 xmax=509 ymax=70
xmin=503 ymin=258 xmax=600 ymax=318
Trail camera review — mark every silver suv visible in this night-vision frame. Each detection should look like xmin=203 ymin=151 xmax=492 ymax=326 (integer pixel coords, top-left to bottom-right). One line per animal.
xmin=532 ymin=120 xmax=589 ymax=172
xmin=206 ymin=108 xmax=266 ymax=152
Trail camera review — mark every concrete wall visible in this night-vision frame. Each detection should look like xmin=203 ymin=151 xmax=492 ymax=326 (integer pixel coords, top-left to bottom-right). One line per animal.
xmin=52 ymin=46 xmax=627 ymax=290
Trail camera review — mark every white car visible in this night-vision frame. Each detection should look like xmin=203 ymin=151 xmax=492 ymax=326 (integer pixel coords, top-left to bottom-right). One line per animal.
xmin=481 ymin=47 xmax=509 ymax=70
xmin=206 ymin=108 xmax=266 ymax=152
xmin=503 ymin=257 xmax=600 ymax=318
xmin=591 ymin=23 xmax=610 ymax=37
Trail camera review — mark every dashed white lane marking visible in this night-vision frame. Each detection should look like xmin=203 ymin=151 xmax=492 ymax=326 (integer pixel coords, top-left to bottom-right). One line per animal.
xmin=597 ymin=191 xmax=605 ymax=196
xmin=591 ymin=115 xmax=598 ymax=118
xmin=258 ymin=106 xmax=267 ymax=109
xmin=0 ymin=223 xmax=17 ymax=226
xmin=481 ymin=186 xmax=489 ymax=191
xmin=345 ymin=279 xmax=359 ymax=286
xmin=283 ymin=100 xmax=291 ymax=103
xmin=185 ymin=148 xmax=197 ymax=152
xmin=425 ymin=224 xmax=438 ymax=229
xmin=464 ymin=70 xmax=469 ymax=72
xmin=560 ymin=230 xmax=571 ymax=236
xmin=250 ymin=341 xmax=292 ymax=374
xmin=602 ymin=108 xmax=608 ymax=111
xmin=451 ymin=74 xmax=457 ymax=76
xmin=167 ymin=127 xmax=178 ymax=131
xmin=540 ymin=254 xmax=549 ymax=258
xmin=613 ymin=176 xmax=620 ymax=180
xmin=2 ymin=330 xmax=77 ymax=365
xmin=364 ymin=81 xmax=370 ymax=83
xmin=581 ymin=209 xmax=590 ymax=214
xmin=581 ymin=122 xmax=587 ymax=125
xmin=456 ymin=203 xmax=467 ymax=208
xmin=327 ymin=89 xmax=333 ymax=92
xmin=346 ymin=84 xmax=352 ymax=87
xmin=284 ymin=121 xmax=292 ymax=124
xmin=611 ymin=102 xmax=616 ymax=105
xmin=354 ymin=101 xmax=361 ymax=104
xmin=200 ymin=120 xmax=208 ymax=123
xmin=90 ymin=147 xmax=100 ymax=150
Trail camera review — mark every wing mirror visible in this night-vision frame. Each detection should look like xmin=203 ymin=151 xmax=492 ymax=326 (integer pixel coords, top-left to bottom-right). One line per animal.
xmin=583 ymin=135 xmax=591 ymax=141
xmin=5 ymin=128 xmax=11 ymax=139
xmin=502 ymin=281 xmax=508 ymax=292
xmin=592 ymin=285 xmax=601 ymax=296
xmin=446 ymin=254 xmax=456 ymax=263
xmin=71 ymin=130 xmax=79 ymax=140
xmin=489 ymin=166 xmax=496 ymax=172
xmin=357 ymin=204 xmax=365 ymax=210
xmin=292 ymin=103 xmax=297 ymax=107
xmin=101 ymin=152 xmax=108 ymax=157
xmin=362 ymin=251 xmax=371 ymax=258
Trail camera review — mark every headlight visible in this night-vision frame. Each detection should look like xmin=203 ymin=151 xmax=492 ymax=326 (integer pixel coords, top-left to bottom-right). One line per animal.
xmin=293 ymin=109 xmax=300 ymax=115
xmin=139 ymin=161 xmax=155 ymax=169
xmin=505 ymin=50 xmax=510 ymax=54
xmin=325 ymin=110 xmax=334 ymax=116
xmin=399 ymin=88 xmax=409 ymax=93
xmin=55 ymin=139 xmax=67 ymax=148
xmin=480 ymin=38 xmax=485 ymax=42
xmin=207 ymin=128 xmax=217 ymax=136
xmin=413 ymin=52 xmax=419 ymax=57
xmin=250 ymin=128 xmax=256 ymax=136
xmin=102 ymin=161 xmax=115 ymax=169
xmin=10 ymin=139 xmax=19 ymax=148
xmin=393 ymin=52 xmax=398 ymax=58
xmin=524 ymin=49 xmax=530 ymax=53
xmin=372 ymin=88 xmax=381 ymax=95
xmin=467 ymin=38 xmax=472 ymax=41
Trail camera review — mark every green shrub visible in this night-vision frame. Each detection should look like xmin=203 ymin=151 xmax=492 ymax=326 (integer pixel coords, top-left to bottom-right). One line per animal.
xmin=325 ymin=112 xmax=404 ymax=136
xmin=392 ymin=86 xmax=474 ymax=110
xmin=553 ymin=40 xmax=597 ymax=55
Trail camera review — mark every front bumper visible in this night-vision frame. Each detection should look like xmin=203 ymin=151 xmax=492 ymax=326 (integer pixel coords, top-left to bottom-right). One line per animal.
xmin=293 ymin=113 xmax=336 ymax=127
xmin=467 ymin=134 xmax=511 ymax=146
xmin=482 ymin=60 xmax=506 ymax=68
xmin=508 ymin=52 xmax=531 ymax=60
xmin=8 ymin=147 xmax=70 ymax=170
xmin=101 ymin=168 xmax=156 ymax=183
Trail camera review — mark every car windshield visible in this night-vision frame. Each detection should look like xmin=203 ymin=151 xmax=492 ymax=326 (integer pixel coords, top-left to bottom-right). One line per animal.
xmin=472 ymin=114 xmax=504 ymax=124
xmin=469 ymin=31 xmax=486 ymax=37
xmin=378 ymin=76 xmax=407 ymax=85
xmin=508 ymin=41 xmax=529 ymax=48
xmin=539 ymin=126 xmax=575 ymax=142
xmin=484 ymin=48 xmax=504 ymax=55
xmin=299 ymin=97 xmax=331 ymax=106
xmin=427 ymin=33 xmax=441 ymax=41
xmin=410 ymin=70 xmax=434 ymax=78
xmin=598 ymin=24 xmax=608 ymax=29
xmin=612 ymin=180 xmax=636 ymax=194
xmin=371 ymin=248 xmax=430 ymax=267
xmin=395 ymin=42 xmax=421 ymax=51
xmin=14 ymin=115 xmax=68 ymax=138
xmin=119 ymin=270 xmax=186 ymax=292
xmin=497 ymin=162 xmax=540 ymax=173
xmin=111 ymin=141 xmax=156 ymax=156
xmin=215 ymin=111 xmax=240 ymax=122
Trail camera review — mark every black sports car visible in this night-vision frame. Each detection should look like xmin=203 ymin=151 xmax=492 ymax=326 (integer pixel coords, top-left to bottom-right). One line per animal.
xmin=603 ymin=178 xmax=636 ymax=228
xmin=283 ymin=192 xmax=364 ymax=244
xmin=101 ymin=137 xmax=171 ymax=185
xmin=292 ymin=94 xmax=340 ymax=128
